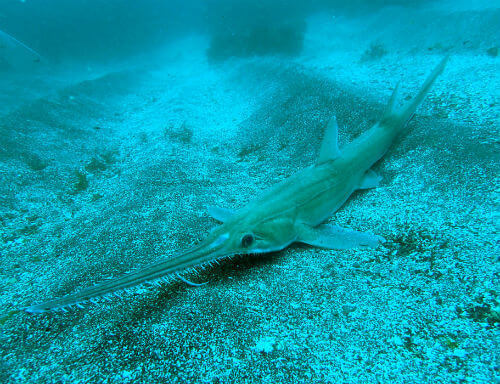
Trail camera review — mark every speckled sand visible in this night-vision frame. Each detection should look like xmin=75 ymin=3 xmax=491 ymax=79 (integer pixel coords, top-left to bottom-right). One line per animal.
xmin=1 ymin=3 xmax=498 ymax=384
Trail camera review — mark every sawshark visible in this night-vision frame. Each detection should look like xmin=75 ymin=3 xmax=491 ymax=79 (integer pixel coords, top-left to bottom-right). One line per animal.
xmin=24 ymin=57 xmax=447 ymax=314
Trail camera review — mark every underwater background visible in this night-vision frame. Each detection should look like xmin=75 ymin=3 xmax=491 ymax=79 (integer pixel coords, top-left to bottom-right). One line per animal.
xmin=0 ymin=0 xmax=498 ymax=382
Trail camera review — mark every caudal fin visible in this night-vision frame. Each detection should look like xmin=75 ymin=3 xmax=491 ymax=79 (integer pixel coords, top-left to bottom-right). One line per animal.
xmin=397 ymin=56 xmax=448 ymax=125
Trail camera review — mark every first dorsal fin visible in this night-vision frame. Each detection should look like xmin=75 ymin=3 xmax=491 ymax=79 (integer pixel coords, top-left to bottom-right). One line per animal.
xmin=382 ymin=82 xmax=400 ymax=120
xmin=317 ymin=116 xmax=341 ymax=165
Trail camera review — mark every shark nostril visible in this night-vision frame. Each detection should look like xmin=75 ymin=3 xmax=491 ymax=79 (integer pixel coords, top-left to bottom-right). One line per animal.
xmin=241 ymin=234 xmax=254 ymax=248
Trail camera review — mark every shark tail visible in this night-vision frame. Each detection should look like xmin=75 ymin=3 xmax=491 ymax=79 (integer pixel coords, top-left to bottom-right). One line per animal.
xmin=383 ymin=55 xmax=448 ymax=128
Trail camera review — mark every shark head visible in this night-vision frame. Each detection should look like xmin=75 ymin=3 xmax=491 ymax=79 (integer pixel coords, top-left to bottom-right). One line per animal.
xmin=195 ymin=215 xmax=298 ymax=263
xmin=23 ymin=213 xmax=299 ymax=314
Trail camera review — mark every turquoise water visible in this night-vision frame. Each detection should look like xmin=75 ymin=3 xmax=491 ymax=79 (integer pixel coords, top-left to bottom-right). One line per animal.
xmin=0 ymin=1 xmax=498 ymax=383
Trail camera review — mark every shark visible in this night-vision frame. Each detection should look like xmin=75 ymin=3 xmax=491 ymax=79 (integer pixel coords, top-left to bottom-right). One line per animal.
xmin=0 ymin=28 xmax=44 ymax=64
xmin=24 ymin=57 xmax=448 ymax=314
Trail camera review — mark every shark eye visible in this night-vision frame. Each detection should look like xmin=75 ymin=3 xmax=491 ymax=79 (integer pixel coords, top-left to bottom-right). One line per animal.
xmin=241 ymin=234 xmax=254 ymax=248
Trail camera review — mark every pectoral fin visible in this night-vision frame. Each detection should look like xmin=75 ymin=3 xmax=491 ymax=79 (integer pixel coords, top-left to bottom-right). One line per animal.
xmin=207 ymin=206 xmax=235 ymax=222
xmin=297 ymin=224 xmax=385 ymax=249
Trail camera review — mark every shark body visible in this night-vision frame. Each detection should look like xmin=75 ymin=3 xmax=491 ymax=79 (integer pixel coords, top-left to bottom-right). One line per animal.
xmin=25 ymin=57 xmax=447 ymax=314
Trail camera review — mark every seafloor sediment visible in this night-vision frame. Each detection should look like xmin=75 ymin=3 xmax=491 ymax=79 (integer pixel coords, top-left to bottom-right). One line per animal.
xmin=0 ymin=3 xmax=498 ymax=384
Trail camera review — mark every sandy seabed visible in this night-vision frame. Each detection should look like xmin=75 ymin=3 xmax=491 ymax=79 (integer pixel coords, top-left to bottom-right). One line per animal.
xmin=0 ymin=2 xmax=498 ymax=383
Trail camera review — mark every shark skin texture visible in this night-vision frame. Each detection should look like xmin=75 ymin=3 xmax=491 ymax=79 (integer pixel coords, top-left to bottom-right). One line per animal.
xmin=24 ymin=57 xmax=448 ymax=314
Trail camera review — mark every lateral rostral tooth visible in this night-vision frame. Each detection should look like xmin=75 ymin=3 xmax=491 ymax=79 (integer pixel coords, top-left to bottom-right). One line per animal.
xmin=135 ymin=283 xmax=149 ymax=293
